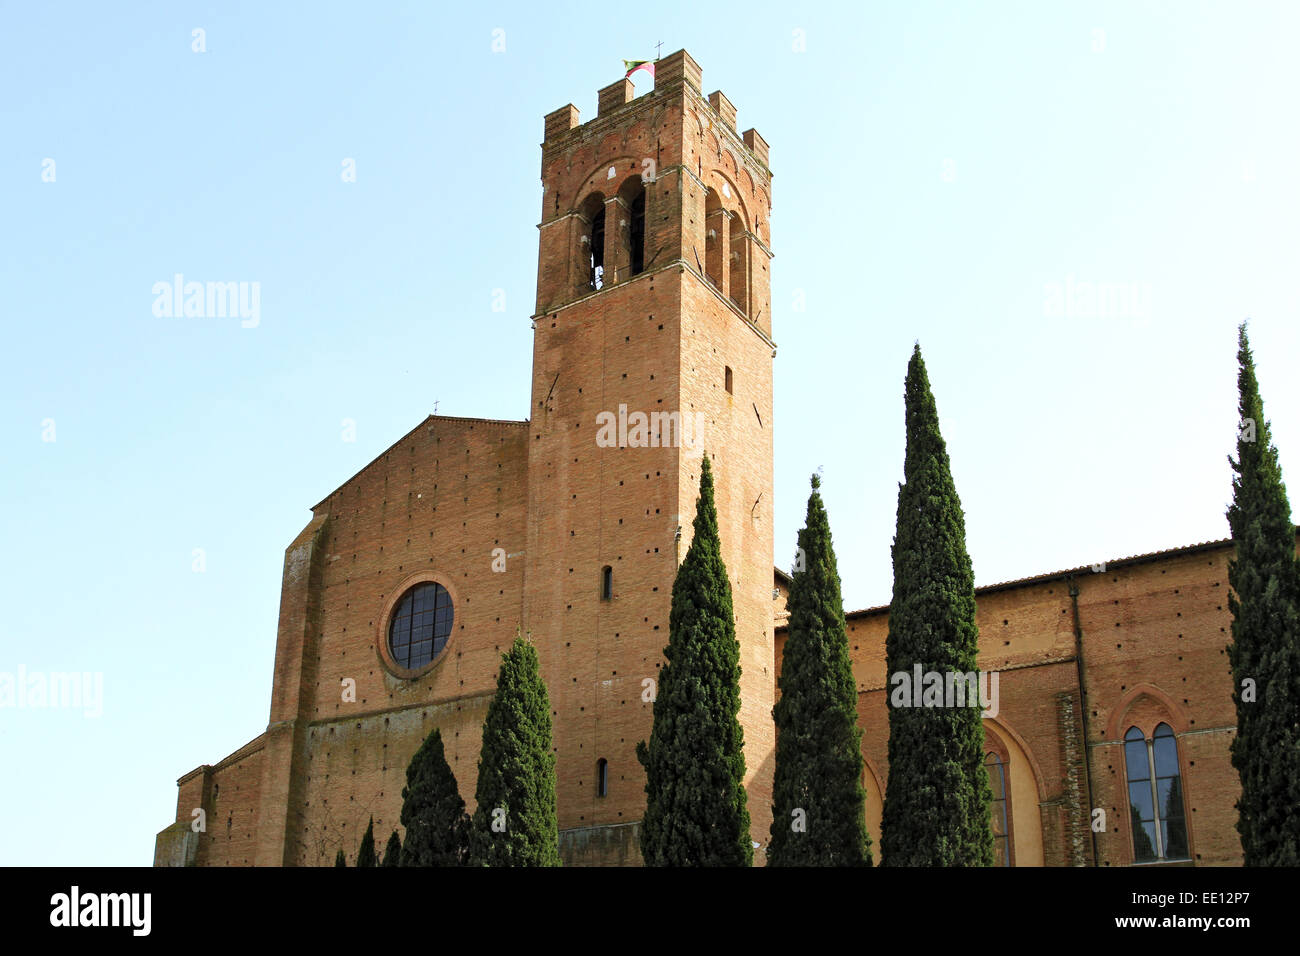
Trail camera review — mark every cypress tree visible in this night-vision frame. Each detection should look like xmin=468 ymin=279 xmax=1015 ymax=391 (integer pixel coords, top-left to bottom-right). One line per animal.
xmin=382 ymin=830 xmax=401 ymax=867
xmin=636 ymin=454 xmax=752 ymax=866
xmin=1226 ymin=322 xmax=1300 ymax=866
xmin=469 ymin=633 xmax=561 ymax=866
xmin=356 ymin=816 xmax=377 ymax=867
xmin=879 ymin=344 xmax=994 ymax=866
xmin=334 ymin=848 xmax=346 ymax=867
xmin=399 ymin=727 xmax=471 ymax=866
xmin=768 ymin=474 xmax=872 ymax=866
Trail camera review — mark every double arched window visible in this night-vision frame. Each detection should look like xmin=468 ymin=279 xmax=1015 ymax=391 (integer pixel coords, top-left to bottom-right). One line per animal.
xmin=702 ymin=186 xmax=750 ymax=316
xmin=577 ymin=177 xmax=647 ymax=294
xmin=1124 ymin=723 xmax=1189 ymax=862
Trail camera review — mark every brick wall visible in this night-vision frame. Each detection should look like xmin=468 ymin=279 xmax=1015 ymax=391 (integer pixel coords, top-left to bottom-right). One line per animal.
xmin=774 ymin=537 xmax=1257 ymax=867
xmin=161 ymin=47 xmax=1263 ymax=870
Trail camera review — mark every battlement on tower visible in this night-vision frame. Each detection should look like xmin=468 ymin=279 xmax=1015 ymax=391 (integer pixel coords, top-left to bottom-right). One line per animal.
xmin=541 ymin=49 xmax=769 ymax=172
xmin=535 ymin=50 xmax=774 ymax=337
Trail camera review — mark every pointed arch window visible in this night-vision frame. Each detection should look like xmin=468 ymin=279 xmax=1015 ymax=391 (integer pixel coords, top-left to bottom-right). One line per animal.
xmin=986 ymin=752 xmax=1012 ymax=866
xmin=1124 ymin=723 xmax=1189 ymax=862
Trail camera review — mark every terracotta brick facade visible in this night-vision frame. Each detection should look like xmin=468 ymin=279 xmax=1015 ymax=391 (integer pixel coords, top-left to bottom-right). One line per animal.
xmin=774 ymin=535 xmax=1285 ymax=867
xmin=156 ymin=51 xmax=1255 ymax=868
xmin=157 ymin=50 xmax=777 ymax=867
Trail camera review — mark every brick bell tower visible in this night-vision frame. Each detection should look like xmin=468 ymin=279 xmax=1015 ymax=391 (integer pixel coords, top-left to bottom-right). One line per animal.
xmin=523 ymin=50 xmax=777 ymax=863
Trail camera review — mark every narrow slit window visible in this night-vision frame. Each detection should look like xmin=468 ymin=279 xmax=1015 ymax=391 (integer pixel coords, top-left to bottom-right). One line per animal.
xmin=601 ymin=565 xmax=613 ymax=601
xmin=724 ymin=366 xmax=733 ymax=394
xmin=596 ymin=758 xmax=609 ymax=797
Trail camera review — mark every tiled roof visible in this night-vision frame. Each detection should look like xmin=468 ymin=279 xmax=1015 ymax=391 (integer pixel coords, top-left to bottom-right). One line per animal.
xmin=774 ymin=528 xmax=1300 ymax=626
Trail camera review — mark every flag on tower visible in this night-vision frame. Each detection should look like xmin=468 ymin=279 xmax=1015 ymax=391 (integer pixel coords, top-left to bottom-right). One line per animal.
xmin=623 ymin=59 xmax=655 ymax=80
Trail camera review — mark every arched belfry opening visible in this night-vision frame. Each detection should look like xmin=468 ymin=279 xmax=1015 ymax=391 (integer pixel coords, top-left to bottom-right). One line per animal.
xmin=703 ymin=187 xmax=726 ymax=290
xmin=617 ymin=176 xmax=647 ymax=280
xmin=729 ymin=213 xmax=748 ymax=315
xmin=630 ymin=191 xmax=645 ymax=274
xmin=578 ymin=192 xmax=606 ymax=291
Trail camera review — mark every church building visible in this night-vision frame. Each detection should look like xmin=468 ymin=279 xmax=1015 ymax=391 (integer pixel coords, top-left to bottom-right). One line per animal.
xmin=155 ymin=50 xmax=1250 ymax=867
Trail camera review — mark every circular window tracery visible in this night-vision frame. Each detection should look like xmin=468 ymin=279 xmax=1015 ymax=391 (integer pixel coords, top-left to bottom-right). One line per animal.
xmin=388 ymin=581 xmax=453 ymax=671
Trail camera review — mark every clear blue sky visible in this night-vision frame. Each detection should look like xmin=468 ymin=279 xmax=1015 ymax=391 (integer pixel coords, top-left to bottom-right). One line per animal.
xmin=3 ymin=1 xmax=1297 ymax=866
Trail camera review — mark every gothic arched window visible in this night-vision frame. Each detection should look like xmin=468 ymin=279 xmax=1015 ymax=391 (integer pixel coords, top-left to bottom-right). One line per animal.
xmin=1125 ymin=723 xmax=1189 ymax=862
xmin=986 ymin=752 xmax=1012 ymax=866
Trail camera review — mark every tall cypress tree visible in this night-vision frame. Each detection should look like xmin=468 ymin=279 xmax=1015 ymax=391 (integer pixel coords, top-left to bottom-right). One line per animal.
xmin=334 ymin=848 xmax=346 ymax=867
xmin=1226 ymin=322 xmax=1300 ymax=866
xmin=469 ymin=633 xmax=561 ymax=866
xmin=356 ymin=816 xmax=377 ymax=867
xmin=879 ymin=344 xmax=994 ymax=866
xmin=636 ymin=454 xmax=752 ymax=866
xmin=768 ymin=474 xmax=871 ymax=866
xmin=382 ymin=830 xmax=401 ymax=867
xmin=399 ymin=727 xmax=470 ymax=866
